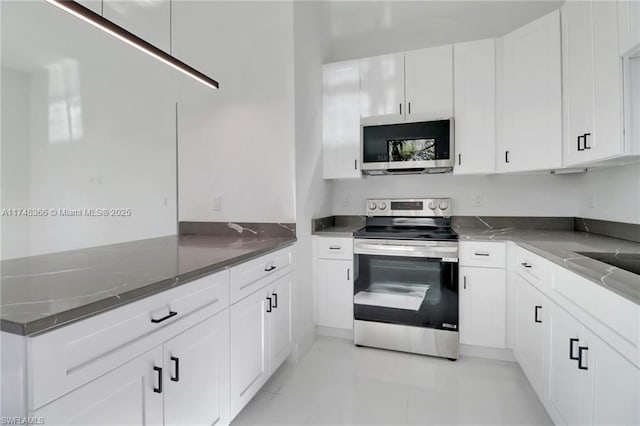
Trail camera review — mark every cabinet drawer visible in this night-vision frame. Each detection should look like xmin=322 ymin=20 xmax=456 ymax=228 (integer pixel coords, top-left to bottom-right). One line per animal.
xmin=515 ymin=246 xmax=546 ymax=288
xmin=230 ymin=246 xmax=294 ymax=304
xmin=317 ymin=237 xmax=353 ymax=260
xmin=459 ymin=242 xmax=505 ymax=267
xmin=28 ymin=270 xmax=230 ymax=410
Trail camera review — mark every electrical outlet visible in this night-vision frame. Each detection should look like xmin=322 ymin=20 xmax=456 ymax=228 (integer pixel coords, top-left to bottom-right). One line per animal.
xmin=474 ymin=194 xmax=484 ymax=207
xmin=212 ymin=195 xmax=223 ymax=211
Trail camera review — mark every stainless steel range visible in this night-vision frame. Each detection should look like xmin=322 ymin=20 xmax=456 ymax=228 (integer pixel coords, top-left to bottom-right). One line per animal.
xmin=352 ymin=198 xmax=459 ymax=360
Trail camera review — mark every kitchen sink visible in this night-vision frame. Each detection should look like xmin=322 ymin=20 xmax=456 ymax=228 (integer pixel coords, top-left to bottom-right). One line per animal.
xmin=576 ymin=252 xmax=640 ymax=276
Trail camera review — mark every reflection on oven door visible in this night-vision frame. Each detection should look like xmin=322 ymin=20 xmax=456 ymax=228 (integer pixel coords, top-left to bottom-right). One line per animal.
xmin=354 ymin=282 xmax=430 ymax=311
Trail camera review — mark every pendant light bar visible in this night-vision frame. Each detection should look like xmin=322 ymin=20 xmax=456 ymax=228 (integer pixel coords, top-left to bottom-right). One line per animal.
xmin=45 ymin=0 xmax=219 ymax=90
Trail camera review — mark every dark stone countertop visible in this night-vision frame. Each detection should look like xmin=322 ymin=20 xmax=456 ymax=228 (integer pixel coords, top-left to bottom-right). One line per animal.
xmin=455 ymin=226 xmax=640 ymax=305
xmin=1 ymin=235 xmax=296 ymax=336
xmin=311 ymin=215 xmax=365 ymax=237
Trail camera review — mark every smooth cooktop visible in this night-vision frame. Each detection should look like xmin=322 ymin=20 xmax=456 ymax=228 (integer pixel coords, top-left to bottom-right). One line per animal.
xmin=577 ymin=252 xmax=640 ymax=276
xmin=353 ymin=226 xmax=458 ymax=241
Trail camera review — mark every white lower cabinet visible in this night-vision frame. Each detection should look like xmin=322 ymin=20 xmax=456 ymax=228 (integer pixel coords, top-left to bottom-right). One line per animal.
xmin=32 ymin=311 xmax=230 ymax=426
xmin=459 ymin=266 xmax=506 ymax=348
xmin=315 ymin=236 xmax=354 ymax=331
xmin=32 ymin=347 xmax=164 ymax=426
xmin=512 ymin=246 xmax=640 ymax=426
xmin=164 ymin=312 xmax=230 ymax=426
xmin=547 ymin=301 xmax=588 ymax=425
xmin=514 ymin=274 xmax=547 ymax=398
xmin=230 ymin=272 xmax=293 ymax=420
xmin=317 ymin=259 xmax=354 ymax=330
xmin=547 ymin=301 xmax=640 ymax=426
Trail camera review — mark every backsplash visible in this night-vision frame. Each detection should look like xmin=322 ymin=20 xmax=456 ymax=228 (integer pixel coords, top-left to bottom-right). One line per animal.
xmin=574 ymin=217 xmax=640 ymax=244
xmin=451 ymin=216 xmax=573 ymax=231
xmin=180 ymin=222 xmax=296 ymax=239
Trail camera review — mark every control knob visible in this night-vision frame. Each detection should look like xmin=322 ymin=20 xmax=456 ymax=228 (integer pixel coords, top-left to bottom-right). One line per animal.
xmin=368 ymin=201 xmax=377 ymax=210
xmin=439 ymin=201 xmax=449 ymax=210
xmin=428 ymin=201 xmax=437 ymax=210
xmin=378 ymin=202 xmax=387 ymax=210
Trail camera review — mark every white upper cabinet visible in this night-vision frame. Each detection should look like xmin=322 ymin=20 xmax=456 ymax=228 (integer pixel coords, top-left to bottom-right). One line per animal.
xmin=322 ymin=60 xmax=361 ymax=179
xmin=618 ymin=0 xmax=640 ymax=55
xmin=453 ymin=39 xmax=496 ymax=175
xmin=359 ymin=53 xmax=406 ymax=121
xmin=359 ymin=47 xmax=453 ymax=124
xmin=405 ymin=45 xmax=453 ymax=121
xmin=497 ymin=10 xmax=562 ymax=173
xmin=103 ymin=0 xmax=171 ymax=53
xmin=562 ymin=0 xmax=624 ymax=167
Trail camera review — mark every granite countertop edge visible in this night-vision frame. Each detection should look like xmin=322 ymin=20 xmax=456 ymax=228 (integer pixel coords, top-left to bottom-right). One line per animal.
xmin=1 ymin=238 xmax=297 ymax=337
xmin=456 ymin=228 xmax=639 ymax=305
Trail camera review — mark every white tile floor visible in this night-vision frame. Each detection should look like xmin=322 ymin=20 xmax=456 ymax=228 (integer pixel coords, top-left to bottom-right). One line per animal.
xmin=231 ymin=337 xmax=553 ymax=426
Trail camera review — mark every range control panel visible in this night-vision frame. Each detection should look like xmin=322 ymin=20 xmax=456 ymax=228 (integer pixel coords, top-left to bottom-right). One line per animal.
xmin=365 ymin=198 xmax=452 ymax=217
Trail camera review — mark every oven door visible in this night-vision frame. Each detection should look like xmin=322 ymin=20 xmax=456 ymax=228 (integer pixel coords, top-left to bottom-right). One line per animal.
xmin=353 ymin=245 xmax=458 ymax=331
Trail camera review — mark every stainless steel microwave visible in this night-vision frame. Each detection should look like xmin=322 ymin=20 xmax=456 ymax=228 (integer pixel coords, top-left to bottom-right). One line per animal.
xmin=361 ymin=119 xmax=454 ymax=175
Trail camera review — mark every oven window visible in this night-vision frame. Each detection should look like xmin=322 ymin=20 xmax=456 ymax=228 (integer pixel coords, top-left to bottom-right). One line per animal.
xmin=354 ymin=254 xmax=458 ymax=329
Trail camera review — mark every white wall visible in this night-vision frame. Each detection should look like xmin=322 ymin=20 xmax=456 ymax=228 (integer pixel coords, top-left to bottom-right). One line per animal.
xmin=331 ymin=172 xmax=584 ymax=217
xmin=1 ymin=68 xmax=31 ymax=258
xmin=293 ymin=0 xmax=332 ymax=357
xmin=1 ymin=1 xmax=177 ymax=259
xmin=175 ymin=1 xmax=296 ymax=223
xmin=577 ymin=164 xmax=640 ymax=224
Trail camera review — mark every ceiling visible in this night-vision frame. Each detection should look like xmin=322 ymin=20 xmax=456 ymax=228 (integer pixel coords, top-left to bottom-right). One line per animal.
xmin=325 ymin=0 xmax=565 ymax=62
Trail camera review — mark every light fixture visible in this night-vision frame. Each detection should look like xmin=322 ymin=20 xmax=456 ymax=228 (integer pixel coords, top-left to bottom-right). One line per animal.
xmin=45 ymin=0 xmax=219 ymax=90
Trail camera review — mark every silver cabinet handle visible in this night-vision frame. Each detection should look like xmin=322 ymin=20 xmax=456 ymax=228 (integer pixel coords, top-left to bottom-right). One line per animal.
xmin=329 ymin=245 xmax=341 ymax=250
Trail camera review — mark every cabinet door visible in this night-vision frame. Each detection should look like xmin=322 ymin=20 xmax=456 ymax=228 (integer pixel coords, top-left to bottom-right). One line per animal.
xmin=453 ymin=39 xmax=496 ymax=175
xmin=547 ymin=302 xmax=588 ymax=426
xmin=514 ymin=275 xmax=546 ymax=397
xmin=322 ymin=60 xmax=361 ymax=179
xmin=230 ymin=287 xmax=270 ymax=419
xmin=164 ymin=311 xmax=230 ymax=426
xmin=589 ymin=332 xmax=640 ymax=426
xmin=618 ymin=0 xmax=640 ymax=55
xmin=317 ymin=259 xmax=354 ymax=330
xmin=498 ymin=10 xmax=562 ymax=172
xmin=103 ymin=0 xmax=171 ymax=52
xmin=459 ymin=267 xmax=505 ymax=348
xmin=31 ymin=347 xmax=163 ymax=426
xmin=562 ymin=0 xmax=595 ymax=167
xmin=360 ymin=53 xmax=405 ymax=120
xmin=405 ymin=45 xmax=453 ymax=120
xmin=591 ymin=0 xmax=623 ymax=161
xmin=270 ymin=272 xmax=293 ymax=372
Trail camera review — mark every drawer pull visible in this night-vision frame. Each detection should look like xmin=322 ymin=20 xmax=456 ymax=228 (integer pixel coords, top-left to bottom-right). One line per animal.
xmin=578 ymin=346 xmax=589 ymax=370
xmin=474 ymin=251 xmax=490 ymax=257
xmin=520 ymin=262 xmax=532 ymax=268
xmin=153 ymin=366 xmax=163 ymax=393
xmin=170 ymin=356 xmax=180 ymax=382
xmin=569 ymin=338 xmax=579 ymax=360
xmin=151 ymin=310 xmax=178 ymax=324
xmin=534 ymin=305 xmax=542 ymax=323
xmin=329 ymin=245 xmax=342 ymax=250
xmin=265 ymin=265 xmax=277 ymax=272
